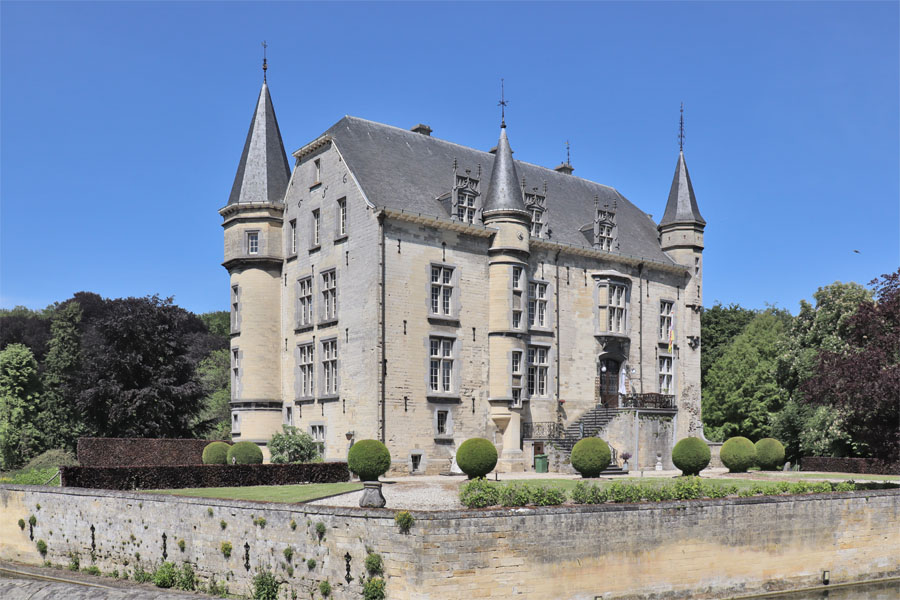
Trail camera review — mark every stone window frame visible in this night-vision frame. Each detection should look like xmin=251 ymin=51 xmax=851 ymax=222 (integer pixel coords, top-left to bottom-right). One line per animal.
xmin=658 ymin=354 xmax=674 ymax=395
xmin=659 ymin=299 xmax=675 ymax=344
xmin=289 ymin=219 xmax=297 ymax=255
xmin=528 ymin=279 xmax=551 ymax=330
xmin=526 ymin=342 xmax=552 ymax=399
xmin=309 ymin=421 xmax=326 ymax=456
xmin=593 ymin=272 xmax=632 ymax=336
xmin=510 ymin=265 xmax=526 ymax=331
xmin=284 ymin=405 xmax=294 ymax=427
xmin=425 ymin=333 xmax=459 ymax=400
xmin=335 ymin=197 xmax=348 ymax=239
xmin=408 ymin=450 xmax=425 ymax=473
xmin=231 ymin=347 xmax=242 ymax=400
xmin=295 ymin=342 xmax=315 ymax=400
xmin=319 ymin=269 xmax=337 ymax=323
xmin=431 ymin=405 xmax=454 ymax=441
xmin=427 ymin=261 xmax=460 ymax=322
xmin=319 ymin=337 xmax=339 ymax=399
xmin=529 ymin=206 xmax=544 ymax=238
xmin=310 ymin=209 xmax=321 ymax=250
xmin=510 ymin=348 xmax=524 ymax=407
xmin=246 ymin=230 xmax=260 ymax=255
xmin=456 ymin=190 xmax=478 ymax=224
xmin=230 ymin=284 xmax=241 ymax=333
xmin=231 ymin=411 xmax=241 ymax=435
xmin=296 ymin=276 xmax=314 ymax=327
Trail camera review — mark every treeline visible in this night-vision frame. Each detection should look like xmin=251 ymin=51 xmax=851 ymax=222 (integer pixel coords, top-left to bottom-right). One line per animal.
xmin=701 ymin=270 xmax=899 ymax=465
xmin=0 ymin=292 xmax=231 ymax=470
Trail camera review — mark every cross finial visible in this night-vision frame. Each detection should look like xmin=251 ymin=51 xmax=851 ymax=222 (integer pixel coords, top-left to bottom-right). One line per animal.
xmin=678 ymin=102 xmax=685 ymax=152
xmin=262 ymin=41 xmax=268 ymax=82
xmin=566 ymin=140 xmax=571 ymax=166
xmin=498 ymin=78 xmax=508 ymax=127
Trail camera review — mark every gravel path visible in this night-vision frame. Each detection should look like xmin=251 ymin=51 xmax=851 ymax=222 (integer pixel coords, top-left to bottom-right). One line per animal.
xmin=309 ymin=480 xmax=464 ymax=510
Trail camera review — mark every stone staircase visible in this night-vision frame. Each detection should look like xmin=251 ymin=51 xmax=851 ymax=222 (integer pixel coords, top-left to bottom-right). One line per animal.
xmin=541 ymin=406 xmax=626 ymax=475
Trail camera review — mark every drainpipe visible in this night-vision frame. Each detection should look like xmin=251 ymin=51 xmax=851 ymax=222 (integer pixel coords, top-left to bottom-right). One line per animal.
xmin=633 ymin=409 xmax=640 ymax=469
xmin=638 ymin=263 xmax=644 ymax=394
xmin=555 ymin=251 xmax=561 ymax=404
xmin=378 ymin=211 xmax=386 ymax=443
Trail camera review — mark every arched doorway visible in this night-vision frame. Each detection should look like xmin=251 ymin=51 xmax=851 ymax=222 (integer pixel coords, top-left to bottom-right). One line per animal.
xmin=597 ymin=358 xmax=621 ymax=408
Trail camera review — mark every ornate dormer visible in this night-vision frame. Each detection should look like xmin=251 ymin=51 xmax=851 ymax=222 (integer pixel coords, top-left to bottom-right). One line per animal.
xmin=593 ymin=195 xmax=618 ymax=252
xmin=450 ymin=160 xmax=482 ymax=224
xmin=524 ymin=180 xmax=548 ymax=238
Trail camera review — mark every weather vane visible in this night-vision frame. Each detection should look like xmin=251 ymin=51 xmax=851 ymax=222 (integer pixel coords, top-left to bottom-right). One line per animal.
xmin=498 ymin=78 xmax=508 ymax=127
xmin=262 ymin=40 xmax=268 ymax=82
xmin=678 ymin=102 xmax=685 ymax=152
xmin=566 ymin=140 xmax=571 ymax=165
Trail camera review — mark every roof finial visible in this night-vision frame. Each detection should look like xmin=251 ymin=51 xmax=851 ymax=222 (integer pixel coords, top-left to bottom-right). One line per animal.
xmin=498 ymin=78 xmax=508 ymax=128
xmin=566 ymin=140 xmax=571 ymax=166
xmin=262 ymin=40 xmax=268 ymax=82
xmin=678 ymin=102 xmax=685 ymax=152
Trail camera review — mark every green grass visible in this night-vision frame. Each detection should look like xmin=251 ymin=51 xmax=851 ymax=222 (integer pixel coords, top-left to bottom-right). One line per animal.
xmin=748 ymin=471 xmax=900 ymax=482
xmin=150 ymin=482 xmax=362 ymax=502
xmin=504 ymin=476 xmax=812 ymax=492
xmin=0 ymin=467 xmax=61 ymax=486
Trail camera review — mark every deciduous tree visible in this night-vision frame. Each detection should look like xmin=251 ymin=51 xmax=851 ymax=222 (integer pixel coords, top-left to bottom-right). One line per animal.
xmin=0 ymin=344 xmax=43 ymax=469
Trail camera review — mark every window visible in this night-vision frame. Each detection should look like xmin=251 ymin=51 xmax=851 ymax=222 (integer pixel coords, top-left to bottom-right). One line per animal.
xmin=284 ymin=406 xmax=293 ymax=426
xmin=312 ymin=209 xmax=320 ymax=247
xmin=436 ymin=410 xmax=448 ymax=435
xmin=512 ymin=267 xmax=524 ymax=329
xmin=297 ymin=277 xmax=313 ymax=326
xmin=598 ymin=282 xmax=627 ymax=333
xmin=430 ymin=266 xmax=453 ymax=316
xmin=528 ymin=282 xmax=548 ymax=328
xmin=321 ymin=270 xmax=336 ymax=321
xmin=695 ymin=257 xmax=700 ymax=275
xmin=337 ymin=198 xmax=347 ymax=236
xmin=231 ymin=348 xmax=240 ymax=396
xmin=321 ymin=339 xmax=338 ymax=396
xmin=512 ymin=267 xmax=523 ymax=290
xmin=659 ymin=300 xmax=674 ymax=342
xmin=597 ymin=223 xmax=613 ymax=251
xmin=457 ymin=193 xmax=476 ymax=223
xmin=247 ymin=231 xmax=259 ymax=255
xmin=659 ymin=356 xmax=673 ymax=394
xmin=511 ymin=350 xmax=523 ymax=407
xmin=311 ymin=424 xmax=325 ymax=455
xmin=231 ymin=285 xmax=240 ymax=332
xmin=289 ymin=219 xmax=297 ymax=254
xmin=231 ymin=412 xmax=240 ymax=434
xmin=298 ymin=344 xmax=314 ymax=397
xmin=530 ymin=208 xmax=543 ymax=237
xmin=429 ymin=337 xmax=454 ymax=393
xmin=314 ymin=158 xmax=321 ymax=183
xmin=527 ymin=346 xmax=549 ymax=397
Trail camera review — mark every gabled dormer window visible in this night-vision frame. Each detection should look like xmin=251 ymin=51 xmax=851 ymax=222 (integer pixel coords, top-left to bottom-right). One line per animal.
xmin=524 ymin=185 xmax=547 ymax=238
xmin=593 ymin=200 xmax=617 ymax=251
xmin=451 ymin=164 xmax=481 ymax=224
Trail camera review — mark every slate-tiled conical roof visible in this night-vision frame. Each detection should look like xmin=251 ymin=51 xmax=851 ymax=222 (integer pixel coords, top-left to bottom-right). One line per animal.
xmin=227 ymin=82 xmax=290 ymax=205
xmin=482 ymin=125 xmax=528 ymax=218
xmin=659 ymin=151 xmax=705 ymax=227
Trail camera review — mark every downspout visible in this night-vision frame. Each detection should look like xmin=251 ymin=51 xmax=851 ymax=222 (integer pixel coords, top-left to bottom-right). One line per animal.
xmin=555 ymin=250 xmax=561 ymax=404
xmin=378 ymin=211 xmax=386 ymax=443
xmin=638 ymin=263 xmax=644 ymax=394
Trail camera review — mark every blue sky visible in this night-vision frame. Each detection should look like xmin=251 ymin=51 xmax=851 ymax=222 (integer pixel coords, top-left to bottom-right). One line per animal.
xmin=1 ymin=1 xmax=897 ymax=315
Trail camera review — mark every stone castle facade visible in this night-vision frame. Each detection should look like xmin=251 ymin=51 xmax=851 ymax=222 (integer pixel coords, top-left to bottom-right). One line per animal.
xmin=220 ymin=80 xmax=706 ymax=473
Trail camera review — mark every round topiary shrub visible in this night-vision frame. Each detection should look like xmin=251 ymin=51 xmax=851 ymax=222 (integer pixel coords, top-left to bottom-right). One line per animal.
xmin=226 ymin=441 xmax=263 ymax=465
xmin=202 ymin=441 xmax=231 ymax=465
xmin=672 ymin=437 xmax=711 ymax=476
xmin=456 ymin=438 xmax=498 ymax=479
xmin=571 ymin=437 xmax=612 ymax=478
xmin=720 ymin=436 xmax=756 ymax=473
xmin=755 ymin=438 xmax=786 ymax=471
xmin=347 ymin=439 xmax=392 ymax=481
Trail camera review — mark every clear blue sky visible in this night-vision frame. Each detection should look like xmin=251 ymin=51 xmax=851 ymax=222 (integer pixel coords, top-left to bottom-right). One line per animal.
xmin=1 ymin=1 xmax=897 ymax=315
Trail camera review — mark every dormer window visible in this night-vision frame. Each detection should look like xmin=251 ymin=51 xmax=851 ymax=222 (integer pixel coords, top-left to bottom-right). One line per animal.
xmin=451 ymin=165 xmax=481 ymax=224
xmin=594 ymin=204 xmax=617 ymax=251
xmin=457 ymin=193 xmax=476 ymax=223
xmin=524 ymin=186 xmax=547 ymax=238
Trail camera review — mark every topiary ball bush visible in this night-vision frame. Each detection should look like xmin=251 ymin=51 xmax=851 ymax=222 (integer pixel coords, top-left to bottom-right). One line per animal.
xmin=202 ymin=441 xmax=231 ymax=465
xmin=348 ymin=439 xmax=392 ymax=481
xmin=226 ymin=441 xmax=263 ymax=465
xmin=571 ymin=437 xmax=612 ymax=478
xmin=672 ymin=437 xmax=711 ymax=476
xmin=755 ymin=438 xmax=785 ymax=471
xmin=720 ymin=437 xmax=756 ymax=473
xmin=456 ymin=438 xmax=498 ymax=479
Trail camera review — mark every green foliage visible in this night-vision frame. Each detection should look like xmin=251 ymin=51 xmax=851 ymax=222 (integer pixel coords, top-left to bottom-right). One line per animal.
xmin=35 ymin=539 xmax=47 ymax=555
xmin=347 ymin=439 xmax=392 ymax=481
xmin=455 ymin=438 xmax=498 ymax=479
xmin=68 ymin=552 xmax=80 ymax=571
xmin=394 ymin=510 xmax=415 ymax=533
xmin=221 ymin=541 xmax=232 ymax=558
xmin=770 ymin=398 xmax=813 ymax=465
xmin=362 ymin=577 xmax=386 ymax=600
xmin=306 ymin=558 xmax=316 ymax=570
xmin=18 ymin=518 xmax=25 ymax=530
xmin=672 ymin=437 xmax=711 ymax=476
xmin=1 ymin=467 xmax=59 ymax=485
xmin=153 ymin=561 xmax=177 ymax=588
xmin=701 ymin=302 xmax=757 ymax=389
xmin=755 ymin=438 xmax=786 ymax=470
xmin=206 ymin=579 xmax=228 ymax=596
xmin=220 ymin=520 xmax=227 ymax=530
xmin=253 ymin=516 xmax=267 ymax=528
xmin=226 ymin=441 xmax=263 ymax=465
xmin=252 ymin=569 xmax=280 ymax=600
xmin=24 ymin=449 xmax=78 ymax=471
xmin=269 ymin=425 xmax=320 ymax=464
xmin=365 ymin=552 xmax=383 ymax=576
xmin=177 ymin=538 xmax=185 ymax=552
xmin=315 ymin=521 xmax=326 ymax=539
xmin=176 ymin=562 xmax=196 ymax=591
xmin=0 ymin=344 xmax=44 ymax=469
xmin=84 ymin=565 xmax=101 ymax=576
xmin=38 ymin=301 xmax=84 ymax=453
xmin=571 ymin=481 xmax=609 ymax=504
xmin=459 ymin=478 xmax=501 ymax=508
xmin=570 ymin=437 xmax=612 ymax=478
xmin=202 ymin=441 xmax=231 ymax=465
xmin=199 ymin=311 xmax=231 ymax=338
xmin=283 ymin=546 xmax=294 ymax=562
xmin=195 ymin=348 xmax=231 ymax=440
xmin=319 ymin=580 xmax=331 ymax=597
xmin=133 ymin=563 xmax=152 ymax=583
xmin=703 ymin=311 xmax=790 ymax=440
xmin=289 ymin=519 xmax=297 ymax=530
xmin=28 ymin=514 xmax=36 ymax=527
xmin=720 ymin=437 xmax=756 ymax=473
xmin=799 ymin=405 xmax=857 ymax=458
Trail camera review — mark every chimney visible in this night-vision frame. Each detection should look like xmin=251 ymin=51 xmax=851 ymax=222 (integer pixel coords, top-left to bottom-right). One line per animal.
xmin=411 ymin=123 xmax=432 ymax=136
xmin=554 ymin=162 xmax=574 ymax=175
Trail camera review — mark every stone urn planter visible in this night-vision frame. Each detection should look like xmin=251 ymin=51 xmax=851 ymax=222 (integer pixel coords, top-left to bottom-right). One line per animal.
xmin=360 ymin=481 xmax=386 ymax=508
xmin=348 ymin=439 xmax=392 ymax=508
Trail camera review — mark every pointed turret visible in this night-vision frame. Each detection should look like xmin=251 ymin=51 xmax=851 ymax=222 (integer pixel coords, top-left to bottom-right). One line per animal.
xmin=659 ymin=151 xmax=705 ymax=227
xmin=482 ymin=125 xmax=529 ymax=219
xmin=227 ymin=81 xmax=291 ymax=206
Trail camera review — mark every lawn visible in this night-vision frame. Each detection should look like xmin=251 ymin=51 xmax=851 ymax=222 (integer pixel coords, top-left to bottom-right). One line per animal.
xmin=151 ymin=482 xmax=362 ymax=502
xmin=506 ymin=477 xmax=770 ymax=492
xmin=745 ymin=471 xmax=900 ymax=482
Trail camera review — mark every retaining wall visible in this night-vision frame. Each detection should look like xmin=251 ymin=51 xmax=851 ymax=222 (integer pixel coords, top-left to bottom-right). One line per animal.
xmin=1 ymin=485 xmax=898 ymax=599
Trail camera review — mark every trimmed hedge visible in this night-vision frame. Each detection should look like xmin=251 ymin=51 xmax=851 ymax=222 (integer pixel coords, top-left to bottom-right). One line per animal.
xmin=801 ymin=457 xmax=900 ymax=475
xmin=456 ymin=438 xmax=498 ymax=479
xmin=672 ymin=437 xmax=711 ymax=476
xmin=60 ymin=463 xmax=349 ymax=490
xmin=571 ymin=438 xmax=611 ymax=478
xmin=202 ymin=442 xmax=231 ymax=465
xmin=755 ymin=438 xmax=785 ymax=471
xmin=77 ymin=438 xmax=210 ymax=467
xmin=347 ymin=439 xmax=392 ymax=481
xmin=720 ymin=437 xmax=756 ymax=473
xmin=226 ymin=442 xmax=263 ymax=465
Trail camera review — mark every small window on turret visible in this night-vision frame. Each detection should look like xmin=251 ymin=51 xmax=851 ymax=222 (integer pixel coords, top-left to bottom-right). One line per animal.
xmin=695 ymin=257 xmax=700 ymax=275
xmin=247 ymin=231 xmax=259 ymax=255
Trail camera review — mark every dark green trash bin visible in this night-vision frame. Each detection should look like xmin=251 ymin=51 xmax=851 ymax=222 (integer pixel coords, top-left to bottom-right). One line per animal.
xmin=534 ymin=454 xmax=549 ymax=473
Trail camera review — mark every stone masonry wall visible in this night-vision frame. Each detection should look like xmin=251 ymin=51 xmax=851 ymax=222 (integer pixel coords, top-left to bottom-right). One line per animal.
xmin=2 ymin=485 xmax=898 ymax=600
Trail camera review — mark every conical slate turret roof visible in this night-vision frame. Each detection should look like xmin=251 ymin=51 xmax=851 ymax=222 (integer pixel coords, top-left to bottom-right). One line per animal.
xmin=659 ymin=151 xmax=705 ymax=227
xmin=482 ymin=125 xmax=528 ymax=217
xmin=228 ymin=82 xmax=290 ymax=205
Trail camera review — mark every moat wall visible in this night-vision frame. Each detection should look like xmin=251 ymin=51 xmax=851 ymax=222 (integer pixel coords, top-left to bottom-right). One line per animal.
xmin=1 ymin=485 xmax=898 ymax=599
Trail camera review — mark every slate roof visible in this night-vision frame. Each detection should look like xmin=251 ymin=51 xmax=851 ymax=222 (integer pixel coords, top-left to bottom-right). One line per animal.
xmin=659 ymin=151 xmax=705 ymax=227
xmin=228 ymin=82 xmax=291 ymax=205
xmin=482 ymin=125 xmax=528 ymax=217
xmin=322 ymin=116 xmax=676 ymax=265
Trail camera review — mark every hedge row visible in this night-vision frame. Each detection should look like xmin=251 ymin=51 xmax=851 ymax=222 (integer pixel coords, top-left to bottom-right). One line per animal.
xmin=77 ymin=438 xmax=210 ymax=467
xmin=801 ymin=457 xmax=900 ymax=475
xmin=61 ymin=462 xmax=350 ymax=490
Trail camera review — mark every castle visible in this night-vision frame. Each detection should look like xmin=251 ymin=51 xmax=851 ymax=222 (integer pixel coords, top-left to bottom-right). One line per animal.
xmin=220 ymin=77 xmax=705 ymax=473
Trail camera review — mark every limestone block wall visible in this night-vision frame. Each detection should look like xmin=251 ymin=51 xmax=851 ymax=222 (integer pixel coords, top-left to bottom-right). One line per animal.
xmin=2 ymin=485 xmax=898 ymax=600
xmin=603 ymin=411 xmax=676 ymax=470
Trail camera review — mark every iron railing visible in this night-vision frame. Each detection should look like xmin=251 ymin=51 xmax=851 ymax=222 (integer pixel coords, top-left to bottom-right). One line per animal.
xmin=521 ymin=421 xmax=564 ymax=440
xmin=598 ymin=393 xmax=675 ymax=410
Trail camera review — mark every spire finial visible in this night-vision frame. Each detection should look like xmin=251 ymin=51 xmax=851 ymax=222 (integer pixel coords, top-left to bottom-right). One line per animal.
xmin=678 ymin=102 xmax=684 ymax=152
xmin=498 ymin=78 xmax=508 ymax=128
xmin=262 ymin=40 xmax=268 ymax=82
xmin=566 ymin=140 xmax=571 ymax=166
